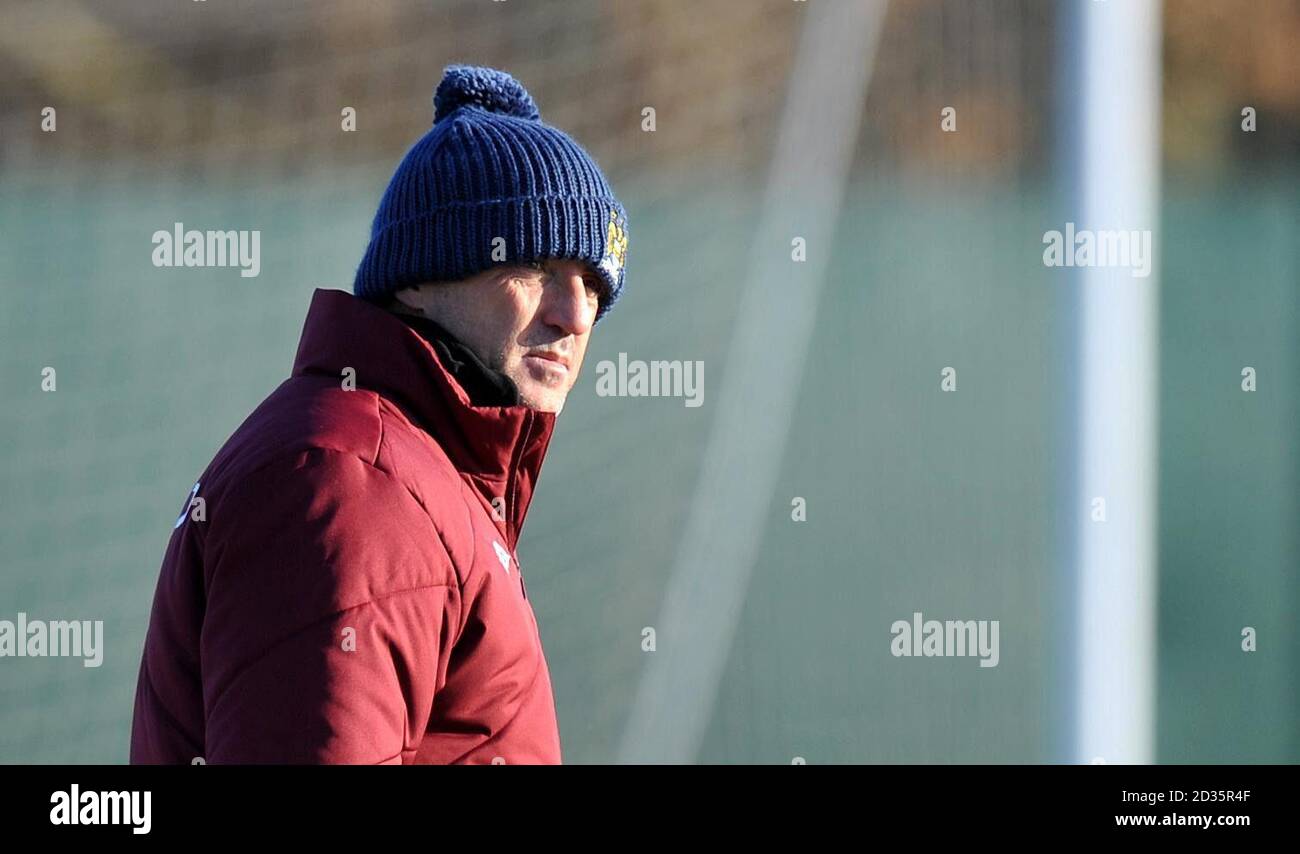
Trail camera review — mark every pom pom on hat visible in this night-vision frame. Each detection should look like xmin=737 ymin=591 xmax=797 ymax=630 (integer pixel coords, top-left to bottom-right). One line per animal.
xmin=434 ymin=65 xmax=541 ymax=124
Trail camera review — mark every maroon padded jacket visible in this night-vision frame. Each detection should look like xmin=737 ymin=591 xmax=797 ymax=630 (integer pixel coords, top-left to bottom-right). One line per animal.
xmin=130 ymin=288 xmax=562 ymax=764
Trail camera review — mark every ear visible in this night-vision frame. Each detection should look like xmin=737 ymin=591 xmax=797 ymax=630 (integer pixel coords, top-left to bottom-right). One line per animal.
xmin=390 ymin=286 xmax=426 ymax=314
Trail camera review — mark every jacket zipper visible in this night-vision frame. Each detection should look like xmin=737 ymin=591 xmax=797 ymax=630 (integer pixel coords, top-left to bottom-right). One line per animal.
xmin=504 ymin=409 xmax=536 ymax=551
xmin=504 ymin=410 xmax=538 ymax=600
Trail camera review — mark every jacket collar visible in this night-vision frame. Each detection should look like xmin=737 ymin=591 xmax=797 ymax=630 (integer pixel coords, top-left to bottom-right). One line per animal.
xmin=393 ymin=311 xmax=521 ymax=407
xmin=290 ymin=288 xmax=557 ymax=549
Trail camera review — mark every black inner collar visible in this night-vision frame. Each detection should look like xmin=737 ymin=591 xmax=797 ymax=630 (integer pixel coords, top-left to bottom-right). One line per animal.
xmin=395 ymin=312 xmax=521 ymax=407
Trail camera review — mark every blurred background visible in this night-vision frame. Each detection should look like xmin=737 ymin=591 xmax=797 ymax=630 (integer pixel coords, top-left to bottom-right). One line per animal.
xmin=0 ymin=0 xmax=1295 ymax=764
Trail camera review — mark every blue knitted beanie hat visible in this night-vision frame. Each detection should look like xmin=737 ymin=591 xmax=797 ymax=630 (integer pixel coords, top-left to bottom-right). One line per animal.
xmin=353 ymin=65 xmax=629 ymax=321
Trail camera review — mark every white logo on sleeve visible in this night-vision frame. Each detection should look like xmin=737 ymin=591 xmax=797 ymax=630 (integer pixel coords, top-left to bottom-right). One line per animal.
xmin=173 ymin=481 xmax=200 ymax=529
xmin=492 ymin=540 xmax=512 ymax=575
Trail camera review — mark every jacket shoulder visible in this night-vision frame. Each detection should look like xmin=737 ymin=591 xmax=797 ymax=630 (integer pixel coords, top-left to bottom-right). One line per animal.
xmin=205 ymin=374 xmax=385 ymax=483
xmin=192 ymin=374 xmax=478 ymax=582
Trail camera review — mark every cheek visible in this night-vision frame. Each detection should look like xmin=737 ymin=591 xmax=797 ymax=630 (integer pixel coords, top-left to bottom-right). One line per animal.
xmin=570 ymin=337 xmax=592 ymax=374
xmin=503 ymin=287 xmax=543 ymax=340
xmin=474 ymin=290 xmax=527 ymax=357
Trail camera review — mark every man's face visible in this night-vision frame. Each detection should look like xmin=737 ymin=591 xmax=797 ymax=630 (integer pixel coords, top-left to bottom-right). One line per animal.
xmin=394 ymin=259 xmax=603 ymax=412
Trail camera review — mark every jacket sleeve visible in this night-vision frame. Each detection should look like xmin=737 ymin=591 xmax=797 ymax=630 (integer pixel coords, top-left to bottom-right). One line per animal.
xmin=199 ymin=448 xmax=461 ymax=764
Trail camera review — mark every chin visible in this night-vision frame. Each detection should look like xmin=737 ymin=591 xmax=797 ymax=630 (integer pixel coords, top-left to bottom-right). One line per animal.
xmin=511 ymin=370 xmax=570 ymax=413
xmin=521 ymin=401 xmax=564 ymax=413
xmin=519 ymin=390 xmax=566 ymax=413
xmin=509 ymin=382 xmax=556 ymax=413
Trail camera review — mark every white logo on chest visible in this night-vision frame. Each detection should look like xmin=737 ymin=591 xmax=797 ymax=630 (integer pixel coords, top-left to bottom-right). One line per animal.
xmin=492 ymin=540 xmax=512 ymax=575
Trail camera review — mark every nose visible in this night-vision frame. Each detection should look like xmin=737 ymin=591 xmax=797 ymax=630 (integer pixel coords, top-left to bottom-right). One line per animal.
xmin=539 ymin=263 xmax=598 ymax=337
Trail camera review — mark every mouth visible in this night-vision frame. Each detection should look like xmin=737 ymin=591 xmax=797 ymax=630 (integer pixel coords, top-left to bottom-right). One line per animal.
xmin=525 ymin=351 xmax=570 ymax=370
xmin=523 ymin=351 xmax=571 ymax=379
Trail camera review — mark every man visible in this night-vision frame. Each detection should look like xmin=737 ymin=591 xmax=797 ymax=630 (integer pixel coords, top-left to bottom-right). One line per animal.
xmin=130 ymin=65 xmax=629 ymax=764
